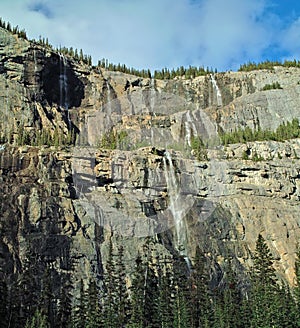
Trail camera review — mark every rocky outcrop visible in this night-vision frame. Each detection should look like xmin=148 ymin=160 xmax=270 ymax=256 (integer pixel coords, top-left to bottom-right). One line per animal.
xmin=1 ymin=26 xmax=300 ymax=291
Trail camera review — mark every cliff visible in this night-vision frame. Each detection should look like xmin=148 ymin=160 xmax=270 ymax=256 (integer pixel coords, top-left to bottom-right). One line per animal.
xmin=1 ymin=25 xmax=300 ymax=297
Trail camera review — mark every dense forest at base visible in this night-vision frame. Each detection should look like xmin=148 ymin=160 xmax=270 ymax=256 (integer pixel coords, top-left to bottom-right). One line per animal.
xmin=1 ymin=234 xmax=300 ymax=328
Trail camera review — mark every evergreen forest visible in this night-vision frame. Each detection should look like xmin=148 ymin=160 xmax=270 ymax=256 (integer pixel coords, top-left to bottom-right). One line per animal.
xmin=1 ymin=235 xmax=300 ymax=327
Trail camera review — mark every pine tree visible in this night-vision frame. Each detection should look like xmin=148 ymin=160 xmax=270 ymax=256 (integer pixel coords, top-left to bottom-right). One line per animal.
xmin=172 ymin=257 xmax=190 ymax=328
xmin=39 ymin=267 xmax=53 ymax=325
xmin=214 ymin=261 xmax=243 ymax=328
xmin=143 ymin=262 xmax=160 ymax=328
xmin=250 ymin=234 xmax=280 ymax=328
xmin=157 ymin=256 xmax=174 ymax=328
xmin=85 ymin=278 xmax=102 ymax=328
xmin=129 ymin=252 xmax=145 ymax=327
xmin=25 ymin=309 xmax=49 ymax=328
xmin=72 ymin=279 xmax=87 ymax=328
xmin=115 ymin=245 xmax=129 ymax=327
xmin=189 ymin=247 xmax=212 ymax=328
xmin=0 ymin=276 xmax=8 ymax=328
xmin=103 ymin=237 xmax=117 ymax=328
xmin=57 ymin=274 xmax=73 ymax=328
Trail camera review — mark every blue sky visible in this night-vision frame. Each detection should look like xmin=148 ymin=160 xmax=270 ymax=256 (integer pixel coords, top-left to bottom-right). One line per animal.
xmin=1 ymin=0 xmax=300 ymax=72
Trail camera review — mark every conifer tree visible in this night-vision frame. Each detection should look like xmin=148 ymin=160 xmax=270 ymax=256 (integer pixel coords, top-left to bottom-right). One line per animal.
xmin=25 ymin=309 xmax=49 ymax=328
xmin=189 ymin=247 xmax=212 ymax=328
xmin=172 ymin=257 xmax=190 ymax=328
xmin=115 ymin=245 xmax=129 ymax=326
xmin=39 ymin=267 xmax=53 ymax=326
xmin=57 ymin=274 xmax=73 ymax=328
xmin=0 ymin=276 xmax=8 ymax=328
xmin=129 ymin=252 xmax=146 ymax=327
xmin=72 ymin=279 xmax=87 ymax=328
xmin=157 ymin=256 xmax=174 ymax=328
xmin=85 ymin=278 xmax=102 ymax=328
xmin=103 ymin=237 xmax=117 ymax=328
xmin=250 ymin=234 xmax=280 ymax=328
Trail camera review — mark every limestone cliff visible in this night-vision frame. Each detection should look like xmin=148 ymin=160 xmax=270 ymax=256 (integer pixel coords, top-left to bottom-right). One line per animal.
xmin=1 ymin=25 xmax=300 ymax=294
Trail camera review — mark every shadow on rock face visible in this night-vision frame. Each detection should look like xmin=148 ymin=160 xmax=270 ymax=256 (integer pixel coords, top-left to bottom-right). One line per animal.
xmin=41 ymin=53 xmax=85 ymax=108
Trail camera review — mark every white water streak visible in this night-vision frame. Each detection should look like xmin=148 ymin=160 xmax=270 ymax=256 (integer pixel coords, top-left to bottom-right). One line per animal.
xmin=185 ymin=110 xmax=198 ymax=147
xmin=210 ymin=74 xmax=222 ymax=107
xmin=106 ymin=80 xmax=112 ymax=115
xmin=164 ymin=151 xmax=190 ymax=268
xmin=59 ymin=54 xmax=70 ymax=125
xmin=150 ymin=78 xmax=156 ymax=115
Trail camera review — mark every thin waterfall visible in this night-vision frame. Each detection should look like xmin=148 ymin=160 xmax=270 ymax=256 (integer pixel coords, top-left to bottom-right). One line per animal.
xmin=210 ymin=74 xmax=222 ymax=107
xmin=33 ymin=49 xmax=38 ymax=77
xmin=106 ymin=80 xmax=112 ymax=115
xmin=33 ymin=49 xmax=39 ymax=113
xmin=185 ymin=110 xmax=198 ymax=147
xmin=164 ymin=151 xmax=190 ymax=269
xmin=59 ymin=54 xmax=70 ymax=126
xmin=150 ymin=78 xmax=156 ymax=115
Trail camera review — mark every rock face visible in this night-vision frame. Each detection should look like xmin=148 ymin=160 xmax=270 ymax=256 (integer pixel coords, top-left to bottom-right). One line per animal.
xmin=1 ymin=26 xmax=300 ymax=291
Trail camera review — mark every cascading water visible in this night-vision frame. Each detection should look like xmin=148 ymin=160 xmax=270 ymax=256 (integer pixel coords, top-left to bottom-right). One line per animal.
xmin=163 ymin=151 xmax=190 ymax=269
xmin=59 ymin=54 xmax=70 ymax=126
xmin=106 ymin=80 xmax=112 ymax=115
xmin=185 ymin=110 xmax=198 ymax=147
xmin=149 ymin=78 xmax=156 ymax=115
xmin=210 ymin=74 xmax=223 ymax=107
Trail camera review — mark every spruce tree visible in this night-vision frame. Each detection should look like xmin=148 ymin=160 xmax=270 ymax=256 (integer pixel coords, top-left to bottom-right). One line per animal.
xmin=157 ymin=256 xmax=174 ymax=328
xmin=57 ymin=274 xmax=73 ymax=328
xmin=189 ymin=247 xmax=212 ymax=328
xmin=0 ymin=277 xmax=8 ymax=328
xmin=25 ymin=309 xmax=49 ymax=328
xmin=172 ymin=257 xmax=190 ymax=328
xmin=72 ymin=279 xmax=87 ymax=328
xmin=129 ymin=252 xmax=145 ymax=327
xmin=250 ymin=234 xmax=280 ymax=328
xmin=115 ymin=245 xmax=129 ymax=327
xmin=85 ymin=278 xmax=102 ymax=328
xmin=39 ymin=267 xmax=53 ymax=326
xmin=103 ymin=237 xmax=117 ymax=328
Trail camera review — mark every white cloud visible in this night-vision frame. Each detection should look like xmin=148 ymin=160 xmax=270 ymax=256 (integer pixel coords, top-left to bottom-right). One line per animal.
xmin=0 ymin=0 xmax=297 ymax=71
xmin=281 ymin=18 xmax=300 ymax=59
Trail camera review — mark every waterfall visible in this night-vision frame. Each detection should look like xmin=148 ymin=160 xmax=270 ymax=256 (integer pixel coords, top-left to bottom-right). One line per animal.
xmin=185 ymin=110 xmax=198 ymax=147
xmin=59 ymin=54 xmax=70 ymax=126
xmin=106 ymin=80 xmax=112 ymax=115
xmin=150 ymin=78 xmax=156 ymax=115
xmin=210 ymin=74 xmax=223 ymax=107
xmin=33 ymin=49 xmax=38 ymax=76
xmin=33 ymin=49 xmax=39 ymax=112
xmin=163 ymin=151 xmax=190 ymax=269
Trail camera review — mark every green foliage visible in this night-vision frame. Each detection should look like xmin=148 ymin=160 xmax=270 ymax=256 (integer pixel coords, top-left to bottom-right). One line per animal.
xmin=239 ymin=59 xmax=300 ymax=71
xmin=221 ymin=118 xmax=300 ymax=146
xmin=0 ymin=277 xmax=8 ymax=328
xmin=5 ymin=235 xmax=300 ymax=328
xmin=249 ymin=234 xmax=282 ymax=328
xmin=190 ymin=136 xmax=208 ymax=161
xmin=261 ymin=81 xmax=282 ymax=90
xmin=98 ymin=59 xmax=216 ymax=80
xmin=72 ymin=279 xmax=87 ymax=328
xmin=98 ymin=129 xmax=128 ymax=150
xmin=25 ymin=310 xmax=49 ymax=328
xmin=0 ymin=17 xmax=27 ymax=39
xmin=11 ymin=124 xmax=75 ymax=147
xmin=189 ymin=247 xmax=212 ymax=327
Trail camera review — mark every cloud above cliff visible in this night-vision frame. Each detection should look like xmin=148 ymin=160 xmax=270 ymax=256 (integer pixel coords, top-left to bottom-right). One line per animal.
xmin=0 ymin=0 xmax=300 ymax=71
